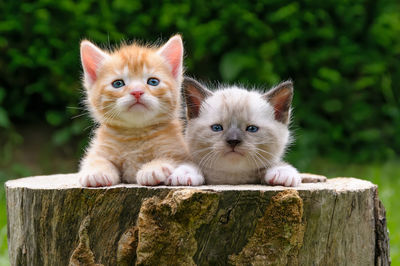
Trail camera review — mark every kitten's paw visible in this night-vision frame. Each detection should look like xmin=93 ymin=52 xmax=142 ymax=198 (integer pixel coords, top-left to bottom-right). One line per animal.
xmin=167 ymin=164 xmax=204 ymax=186
xmin=137 ymin=163 xmax=174 ymax=186
xmin=79 ymin=171 xmax=120 ymax=187
xmin=300 ymin=173 xmax=327 ymax=183
xmin=264 ymin=165 xmax=301 ymax=187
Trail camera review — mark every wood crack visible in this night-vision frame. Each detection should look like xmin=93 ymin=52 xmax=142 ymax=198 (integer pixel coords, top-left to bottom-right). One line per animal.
xmin=324 ymin=192 xmax=338 ymax=263
xmin=373 ymin=188 xmax=390 ymax=266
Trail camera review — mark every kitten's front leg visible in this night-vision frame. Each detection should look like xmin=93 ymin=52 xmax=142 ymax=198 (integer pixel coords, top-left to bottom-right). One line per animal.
xmin=264 ymin=163 xmax=301 ymax=187
xmin=167 ymin=163 xmax=204 ymax=186
xmin=79 ymin=157 xmax=120 ymax=187
xmin=136 ymin=159 xmax=176 ymax=186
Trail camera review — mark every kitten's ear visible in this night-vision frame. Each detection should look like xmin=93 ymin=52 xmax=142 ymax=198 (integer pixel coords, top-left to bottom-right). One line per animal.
xmin=80 ymin=40 xmax=109 ymax=87
xmin=157 ymin=35 xmax=183 ymax=80
xmin=183 ymin=77 xmax=213 ymax=119
xmin=263 ymin=80 xmax=293 ymax=124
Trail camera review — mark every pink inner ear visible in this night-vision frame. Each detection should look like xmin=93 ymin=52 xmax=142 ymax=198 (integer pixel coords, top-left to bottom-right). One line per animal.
xmin=82 ymin=51 xmax=98 ymax=82
xmin=273 ymin=100 xmax=286 ymax=121
xmin=159 ymin=37 xmax=183 ymax=79
xmin=270 ymin=90 xmax=291 ymax=122
xmin=81 ymin=42 xmax=107 ymax=84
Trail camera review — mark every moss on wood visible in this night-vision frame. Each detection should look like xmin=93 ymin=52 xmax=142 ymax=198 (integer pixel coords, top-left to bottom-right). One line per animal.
xmin=135 ymin=189 xmax=219 ymax=265
xmin=69 ymin=216 xmax=103 ymax=266
xmin=229 ymin=190 xmax=305 ymax=265
xmin=117 ymin=227 xmax=138 ymax=265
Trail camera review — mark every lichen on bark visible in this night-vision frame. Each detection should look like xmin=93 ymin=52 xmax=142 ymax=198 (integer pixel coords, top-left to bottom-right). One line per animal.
xmin=135 ymin=189 xmax=219 ymax=265
xmin=230 ymin=189 xmax=305 ymax=265
xmin=69 ymin=216 xmax=103 ymax=266
xmin=117 ymin=227 xmax=138 ymax=266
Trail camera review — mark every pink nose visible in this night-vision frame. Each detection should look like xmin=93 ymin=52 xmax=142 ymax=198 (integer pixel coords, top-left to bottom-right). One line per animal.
xmin=130 ymin=90 xmax=144 ymax=99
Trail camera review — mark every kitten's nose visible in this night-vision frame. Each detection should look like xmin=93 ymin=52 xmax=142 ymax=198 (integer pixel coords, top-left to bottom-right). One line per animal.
xmin=225 ymin=128 xmax=243 ymax=148
xmin=130 ymin=90 xmax=144 ymax=99
xmin=226 ymin=139 xmax=241 ymax=148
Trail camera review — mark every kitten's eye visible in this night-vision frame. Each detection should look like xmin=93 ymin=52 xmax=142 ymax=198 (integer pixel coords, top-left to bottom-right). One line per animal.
xmin=147 ymin=77 xmax=160 ymax=86
xmin=246 ymin=125 xmax=259 ymax=132
xmin=112 ymin=79 xmax=125 ymax=88
xmin=211 ymin=124 xmax=223 ymax=132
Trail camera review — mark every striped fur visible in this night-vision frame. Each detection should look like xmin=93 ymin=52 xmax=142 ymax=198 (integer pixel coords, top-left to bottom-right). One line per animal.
xmin=79 ymin=36 xmax=203 ymax=187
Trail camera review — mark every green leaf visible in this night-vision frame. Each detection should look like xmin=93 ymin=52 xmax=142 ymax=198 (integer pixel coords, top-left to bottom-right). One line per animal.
xmin=52 ymin=128 xmax=72 ymax=146
xmin=219 ymin=52 xmax=256 ymax=81
xmin=46 ymin=111 xmax=65 ymax=126
xmin=0 ymin=108 xmax=10 ymax=128
xmin=318 ymin=67 xmax=341 ymax=83
xmin=323 ymin=99 xmax=342 ymax=113
xmin=269 ymin=3 xmax=299 ymax=22
xmin=0 ymin=88 xmax=5 ymax=103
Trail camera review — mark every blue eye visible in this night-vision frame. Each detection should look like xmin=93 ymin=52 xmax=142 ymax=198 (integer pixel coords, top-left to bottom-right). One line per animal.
xmin=246 ymin=125 xmax=259 ymax=132
xmin=112 ymin=79 xmax=125 ymax=88
xmin=147 ymin=77 xmax=160 ymax=86
xmin=211 ymin=124 xmax=223 ymax=132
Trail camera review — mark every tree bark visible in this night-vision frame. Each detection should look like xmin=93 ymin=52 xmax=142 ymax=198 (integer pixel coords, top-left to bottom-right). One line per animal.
xmin=5 ymin=174 xmax=390 ymax=265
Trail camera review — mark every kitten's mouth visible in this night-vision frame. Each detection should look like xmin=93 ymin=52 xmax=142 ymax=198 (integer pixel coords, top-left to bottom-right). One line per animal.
xmin=128 ymin=102 xmax=147 ymax=110
xmin=224 ymin=149 xmax=244 ymax=157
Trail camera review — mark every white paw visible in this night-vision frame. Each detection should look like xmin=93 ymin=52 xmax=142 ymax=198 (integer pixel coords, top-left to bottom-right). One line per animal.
xmin=166 ymin=164 xmax=204 ymax=186
xmin=137 ymin=163 xmax=174 ymax=186
xmin=264 ymin=165 xmax=301 ymax=187
xmin=300 ymin=173 xmax=327 ymax=183
xmin=79 ymin=171 xmax=120 ymax=187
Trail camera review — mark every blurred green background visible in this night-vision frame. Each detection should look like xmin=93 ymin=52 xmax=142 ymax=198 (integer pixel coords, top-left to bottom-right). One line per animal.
xmin=0 ymin=0 xmax=399 ymax=264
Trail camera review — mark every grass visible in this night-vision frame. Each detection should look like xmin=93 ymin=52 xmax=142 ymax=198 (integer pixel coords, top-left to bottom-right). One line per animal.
xmin=0 ymin=159 xmax=399 ymax=264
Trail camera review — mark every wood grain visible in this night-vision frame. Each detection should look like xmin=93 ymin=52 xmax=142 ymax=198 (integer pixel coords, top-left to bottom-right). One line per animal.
xmin=6 ymin=174 xmax=390 ymax=265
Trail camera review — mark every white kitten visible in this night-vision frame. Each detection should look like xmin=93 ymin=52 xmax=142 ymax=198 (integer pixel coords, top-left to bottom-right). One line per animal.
xmin=183 ymin=77 xmax=301 ymax=187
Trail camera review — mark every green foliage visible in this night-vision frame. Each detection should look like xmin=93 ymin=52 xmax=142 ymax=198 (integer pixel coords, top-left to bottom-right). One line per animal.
xmin=0 ymin=0 xmax=399 ymax=162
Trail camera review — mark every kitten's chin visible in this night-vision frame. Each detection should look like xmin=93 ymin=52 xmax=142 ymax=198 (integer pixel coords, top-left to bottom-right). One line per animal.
xmin=203 ymin=152 xmax=253 ymax=173
xmin=223 ymin=151 xmax=245 ymax=159
xmin=104 ymin=111 xmax=158 ymax=128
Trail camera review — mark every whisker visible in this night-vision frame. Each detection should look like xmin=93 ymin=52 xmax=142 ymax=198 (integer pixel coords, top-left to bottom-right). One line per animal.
xmin=191 ymin=147 xmax=214 ymax=156
xmin=252 ymin=153 xmax=267 ymax=170
xmin=67 ymin=106 xmax=86 ymax=110
xmin=198 ymin=150 xmax=215 ymax=170
xmin=209 ymin=152 xmax=221 ymax=169
xmin=71 ymin=113 xmax=90 ymax=119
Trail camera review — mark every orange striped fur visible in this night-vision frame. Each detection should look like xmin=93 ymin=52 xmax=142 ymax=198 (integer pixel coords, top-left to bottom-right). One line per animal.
xmin=78 ymin=35 xmax=203 ymax=187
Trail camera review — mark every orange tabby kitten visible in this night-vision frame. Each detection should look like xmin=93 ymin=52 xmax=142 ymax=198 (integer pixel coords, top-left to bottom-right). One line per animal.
xmin=79 ymin=35 xmax=204 ymax=187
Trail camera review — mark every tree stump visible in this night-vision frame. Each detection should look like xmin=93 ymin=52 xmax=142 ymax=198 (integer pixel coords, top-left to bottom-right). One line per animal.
xmin=5 ymin=174 xmax=390 ymax=265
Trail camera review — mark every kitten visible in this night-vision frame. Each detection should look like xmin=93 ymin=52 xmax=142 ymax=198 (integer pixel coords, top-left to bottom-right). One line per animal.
xmin=183 ymin=77 xmax=301 ymax=186
xmin=78 ymin=36 xmax=203 ymax=187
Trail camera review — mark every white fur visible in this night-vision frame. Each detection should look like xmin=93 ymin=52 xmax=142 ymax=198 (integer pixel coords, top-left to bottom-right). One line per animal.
xmin=79 ymin=157 xmax=120 ymax=186
xmin=79 ymin=172 xmax=120 ymax=187
xmin=136 ymin=161 xmax=175 ymax=186
xmin=186 ymin=86 xmax=298 ymax=187
xmin=264 ymin=164 xmax=301 ymax=187
xmin=167 ymin=163 xmax=205 ymax=186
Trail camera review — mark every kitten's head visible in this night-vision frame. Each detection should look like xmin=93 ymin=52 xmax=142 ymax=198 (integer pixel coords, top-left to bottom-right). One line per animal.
xmin=183 ymin=77 xmax=293 ymax=173
xmin=80 ymin=35 xmax=183 ymax=128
